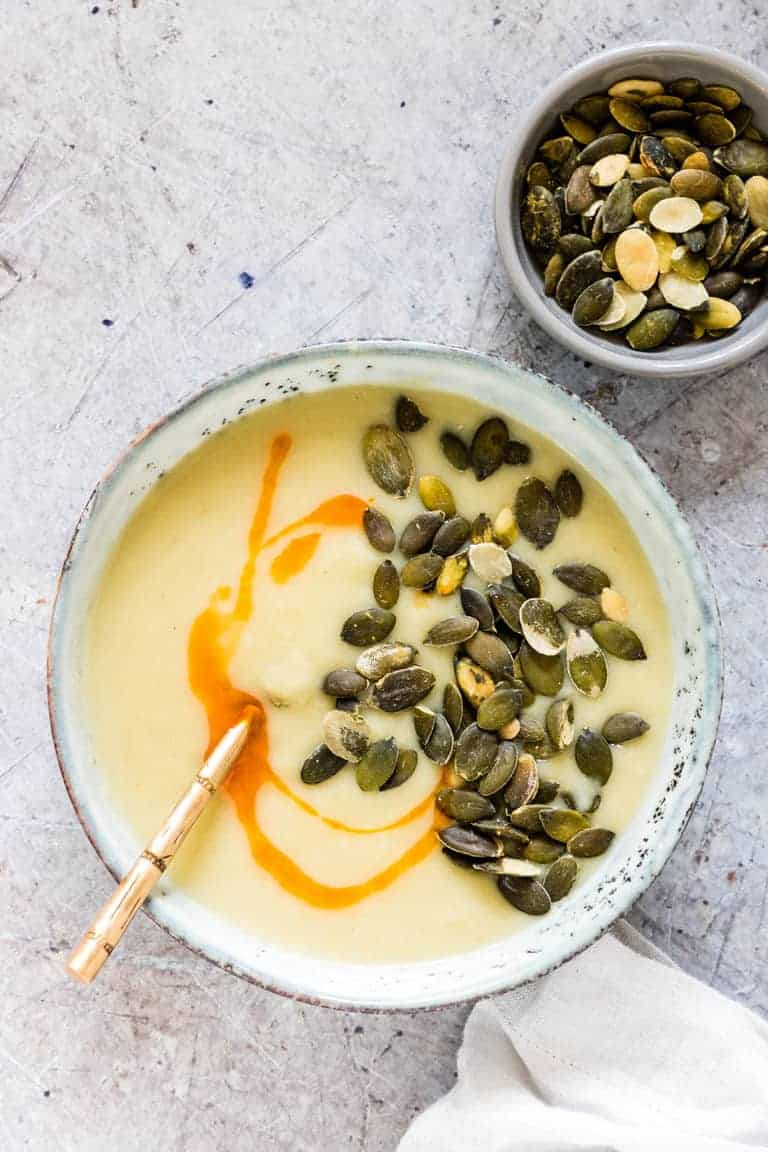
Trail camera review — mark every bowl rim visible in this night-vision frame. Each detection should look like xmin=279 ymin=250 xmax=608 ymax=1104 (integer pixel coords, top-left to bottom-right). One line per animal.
xmin=48 ymin=338 xmax=724 ymax=1009
xmin=495 ymin=41 xmax=768 ymax=378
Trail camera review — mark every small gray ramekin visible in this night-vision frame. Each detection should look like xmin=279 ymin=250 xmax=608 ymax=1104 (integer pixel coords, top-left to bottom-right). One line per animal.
xmin=495 ymin=43 xmax=768 ymax=378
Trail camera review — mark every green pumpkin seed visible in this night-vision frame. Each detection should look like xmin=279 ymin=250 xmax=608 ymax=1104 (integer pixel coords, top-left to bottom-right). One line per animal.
xmin=363 ymin=507 xmax=395 ymax=553
xmin=498 ymin=876 xmax=552 ymax=915
xmin=695 ymin=113 xmax=736 ymax=147
xmin=533 ymin=778 xmax=560 ymax=805
xmin=443 ymin=681 xmax=464 ymax=735
xmin=670 ymin=168 xmax=722 ymax=200
xmin=322 ymin=709 xmax=371 ymax=762
xmin=455 ymin=722 xmax=499 ymax=781
xmin=632 ymin=183 xmax=673 ymax=223
xmin=435 ymin=787 xmax=495 ymax=824
xmin=558 ymin=233 xmax=596 ymax=260
xmin=711 ymin=216 xmax=750 ymax=270
xmin=705 ymin=214 xmax=729 ymax=263
xmin=670 ymin=247 xmax=708 ymax=281
xmin=439 ymin=430 xmax=469 ymax=471
xmin=455 ymin=657 xmax=496 ymax=709
xmin=323 ymin=668 xmax=367 ymax=698
xmin=626 ymin=307 xmax=679 ymax=350
xmin=356 ymin=737 xmax=398 ymax=791
xmin=565 ymin=166 xmax=597 ymax=215
xmin=554 ymin=562 xmax=610 ymax=595
xmin=701 ymin=84 xmax=741 ymax=111
xmin=341 ymin=607 xmax=396 ymax=646
xmin=546 ymin=697 xmax=575 ymax=749
xmin=424 ymin=615 xmax=479 ymax=647
xmin=559 ymin=596 xmax=603 ymax=626
xmin=436 ymin=552 xmax=469 ymax=595
xmin=539 ymin=135 xmax=575 ymax=166
xmin=554 ymin=470 xmax=583 ymax=517
xmin=507 ymin=804 xmax=554 ymax=833
xmin=300 ymin=743 xmax=346 ymax=784
xmin=488 ymin=583 xmax=525 ymax=633
xmin=401 ymin=552 xmax=443 ymax=589
xmin=733 ymin=226 xmax=768 ymax=267
xmin=505 ymin=676 xmax=536 ymax=709
xmin=566 ymin=629 xmax=607 ymax=698
xmin=399 ymin=511 xmax=445 ymax=557
xmin=539 ymin=807 xmax=589 ymax=843
xmin=668 ymin=78 xmax=700 ymax=100
xmin=560 ymin=112 xmax=597 ymax=145
xmin=424 ymin=713 xmax=455 ymax=765
xmin=362 ymin=425 xmax=414 ymax=498
xmin=609 ymin=97 xmax=651 ymax=132
xmin=555 ymin=250 xmax=604 ymax=310
xmin=575 ymin=727 xmax=613 ymax=784
xmin=477 ymin=688 xmax=523 ymax=732
xmin=464 ymin=631 xmax=516 ymax=680
xmin=722 ymin=173 xmax=748 ymax=218
xmin=522 ymin=184 xmax=562 ymax=250
xmin=432 ymin=516 xmax=471 ymax=557
xmin=372 ymin=666 xmax=436 ymax=711
xmin=373 ymin=559 xmax=400 ymax=609
xmin=508 ymin=554 xmax=541 ymax=598
xmin=544 ymin=251 xmax=566 ymax=296
xmin=502 ymin=751 xmax=539 ymax=810
xmin=471 ymin=417 xmax=509 ymax=481
xmin=478 ymin=741 xmax=520 ymax=796
xmin=504 ymin=440 xmax=531 ymax=467
xmin=700 ymin=199 xmax=728 ymax=224
xmin=659 ymin=134 xmax=697 ymax=162
xmin=356 ymin=641 xmax=415 ymax=681
xmin=729 ymin=282 xmax=762 ymax=318
xmin=469 ymin=512 xmax=492 ymax=543
xmin=573 ymin=94 xmax=611 ymax=125
xmin=703 ymin=271 xmax=743 ymax=299
xmin=395 ymin=395 xmax=428 ymax=433
xmin=519 ymin=598 xmax=566 ymax=656
xmin=602 ymin=712 xmax=650 ymax=743
xmin=593 ymin=619 xmax=647 ymax=660
xmin=714 ymin=139 xmax=768 ymax=176
xmin=381 ymin=747 xmax=418 ymax=790
xmin=526 ymin=160 xmax=552 ymax=188
xmin=576 ymin=133 xmax=631 ymax=165
xmin=544 ymin=855 xmax=578 ymax=901
xmin=651 ymin=109 xmax=693 ymax=127
xmin=517 ymin=716 xmax=546 ymax=743
xmin=519 ymin=641 xmax=564 ymax=697
xmin=418 ymin=474 xmax=456 ymax=518
xmin=515 ymin=477 xmax=561 ymax=549
xmin=523 ymin=836 xmax=565 ymax=864
xmin=439 ymin=825 xmax=502 ymax=859
xmin=568 ymin=827 xmax=615 ymax=858
xmin=413 ymin=705 xmax=436 ymax=745
xmin=729 ymin=105 xmax=753 ymax=137
xmin=639 ymin=135 xmax=677 ymax=179
xmin=460 ymin=586 xmax=495 ymax=631
xmin=572 ymin=277 xmax=615 ymax=326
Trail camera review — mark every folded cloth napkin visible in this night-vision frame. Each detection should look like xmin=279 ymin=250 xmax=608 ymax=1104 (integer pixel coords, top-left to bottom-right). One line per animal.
xmin=399 ymin=922 xmax=768 ymax=1151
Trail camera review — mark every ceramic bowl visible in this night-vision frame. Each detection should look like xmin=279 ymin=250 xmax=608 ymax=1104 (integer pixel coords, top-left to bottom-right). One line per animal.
xmin=495 ymin=43 xmax=768 ymax=377
xmin=48 ymin=341 xmax=722 ymax=1009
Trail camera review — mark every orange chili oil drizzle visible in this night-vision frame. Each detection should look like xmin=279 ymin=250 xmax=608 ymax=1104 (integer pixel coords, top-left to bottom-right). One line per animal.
xmin=187 ymin=433 xmax=445 ymax=910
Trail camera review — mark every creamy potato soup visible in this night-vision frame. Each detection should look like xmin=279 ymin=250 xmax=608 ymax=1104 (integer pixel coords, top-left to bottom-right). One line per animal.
xmin=85 ymin=386 xmax=672 ymax=962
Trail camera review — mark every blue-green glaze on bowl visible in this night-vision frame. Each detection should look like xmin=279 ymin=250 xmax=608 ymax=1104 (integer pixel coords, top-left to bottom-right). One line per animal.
xmin=48 ymin=341 xmax=723 ymax=1010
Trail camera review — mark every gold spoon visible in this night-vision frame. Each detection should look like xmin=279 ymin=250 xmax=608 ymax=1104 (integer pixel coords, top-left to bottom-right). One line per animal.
xmin=66 ymin=713 xmax=253 ymax=983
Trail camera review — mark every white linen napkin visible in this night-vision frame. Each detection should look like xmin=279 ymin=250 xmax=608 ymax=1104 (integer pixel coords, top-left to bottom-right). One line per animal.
xmin=399 ymin=922 xmax=768 ymax=1151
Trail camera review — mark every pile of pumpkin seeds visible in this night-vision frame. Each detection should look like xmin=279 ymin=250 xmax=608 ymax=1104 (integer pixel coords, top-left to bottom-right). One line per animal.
xmin=300 ymin=395 xmax=651 ymax=916
xmin=521 ymin=76 xmax=768 ymax=349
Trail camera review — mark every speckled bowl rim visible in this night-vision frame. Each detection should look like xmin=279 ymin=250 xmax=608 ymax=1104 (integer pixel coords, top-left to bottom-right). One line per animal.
xmin=495 ymin=42 xmax=768 ymax=378
xmin=48 ymin=340 xmax=723 ymax=1010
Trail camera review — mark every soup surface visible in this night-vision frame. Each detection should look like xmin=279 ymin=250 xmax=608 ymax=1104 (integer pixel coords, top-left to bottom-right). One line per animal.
xmin=85 ymin=384 xmax=672 ymax=962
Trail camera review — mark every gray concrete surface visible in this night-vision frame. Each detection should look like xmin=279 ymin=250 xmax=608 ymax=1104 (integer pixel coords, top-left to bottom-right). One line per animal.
xmin=1 ymin=3 xmax=766 ymax=1149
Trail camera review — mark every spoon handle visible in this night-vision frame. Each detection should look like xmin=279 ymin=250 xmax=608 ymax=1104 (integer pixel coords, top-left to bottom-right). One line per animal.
xmin=66 ymin=714 xmax=252 ymax=983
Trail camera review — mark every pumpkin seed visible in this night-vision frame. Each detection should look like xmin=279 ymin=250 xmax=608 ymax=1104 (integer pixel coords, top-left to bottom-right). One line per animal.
xmin=477 ymin=688 xmax=523 ymax=731
xmin=503 ymin=440 xmax=531 ymax=466
xmin=573 ymin=94 xmax=611 ymax=125
xmin=703 ymin=270 xmax=743 ymax=299
xmin=733 ymin=226 xmax=768 ymax=267
xmin=700 ymin=199 xmax=728 ymax=224
xmin=539 ymin=135 xmax=575 ymax=166
xmin=470 ymin=512 xmax=493 ymax=543
xmin=491 ymin=507 xmax=517 ymax=549
xmin=639 ymin=135 xmax=677 ymax=179
xmin=599 ymin=281 xmax=647 ymax=330
xmin=474 ymin=858 xmax=542 ymax=877
xmin=609 ymin=97 xmax=649 ymax=133
xmin=372 ymin=666 xmax=436 ymax=711
xmin=696 ymin=113 xmax=736 ymax=147
xmin=432 ymin=516 xmax=471 ymax=557
xmin=559 ymin=596 xmax=603 ymax=626
xmin=608 ymin=78 xmax=664 ymax=101
xmin=555 ymin=250 xmax=604 ymax=310
xmin=424 ymin=615 xmax=479 ymax=647
xmin=363 ymin=507 xmax=395 ymax=553
xmin=381 ymin=747 xmax=418 ymax=790
xmin=471 ymin=417 xmax=509 ymax=481
xmin=300 ymin=743 xmax=346 ymax=784
xmin=507 ymin=804 xmax=554 ymax=833
xmin=323 ymin=668 xmax=368 ymax=699
xmin=487 ymin=583 xmax=524 ymax=632
xmin=565 ymin=165 xmax=597 ymax=215
xmin=599 ymin=587 xmax=629 ymax=622
xmin=602 ymin=712 xmax=650 ymax=743
xmin=373 ymin=559 xmax=400 ymax=609
xmin=554 ymin=562 xmax=610 ymax=595
xmin=615 ymin=227 xmax=659 ymax=292
xmin=413 ymin=705 xmax=436 ymax=745
xmin=455 ymin=722 xmax=499 ymax=781
xmin=504 ymin=555 xmax=539 ymax=599
xmin=523 ymin=836 xmax=565 ymax=864
xmin=650 ymin=227 xmax=676 ymax=273
xmin=593 ymin=619 xmax=647 ymax=660
xmin=439 ymin=429 xmax=469 ymax=471
xmin=478 ymin=740 xmax=520 ymax=796
xmin=554 ymin=470 xmax=583 ymax=518
xmin=363 ymin=425 xmax=414 ymax=498
xmin=522 ymin=184 xmax=562 ymax=250
xmin=544 ymin=855 xmax=579 ymax=901
xmin=499 ymin=718 xmax=521 ymax=741
xmin=714 ymin=139 xmax=768 ymax=176
xmin=455 ymin=657 xmax=496 ymax=709
xmin=546 ymin=697 xmax=575 ymax=749
xmin=575 ymin=727 xmax=613 ymax=784
xmin=568 ymin=827 xmax=615 ymax=858
xmin=464 ymin=630 xmax=516 ymax=680
xmin=560 ymin=112 xmax=597 ymax=145
xmin=424 ymin=713 xmax=455 ymax=765
xmin=356 ymin=641 xmax=415 ymax=681
xmin=439 ymin=825 xmax=502 ymax=859
xmin=626 ymin=307 xmax=680 ymax=350
xmin=649 ymin=194 xmax=703 ymax=233
xmin=443 ymin=681 xmax=464 ymax=734
xmin=498 ymin=876 xmax=551 ymax=915
xmin=669 ymin=168 xmax=721 ymax=200
xmin=577 ymin=133 xmax=631 ymax=165
xmin=669 ymin=247 xmax=708 ymax=281
xmin=477 ymin=821 xmax=530 ymax=854
xmin=728 ymin=283 xmax=761 ymax=318
xmin=401 ymin=553 xmax=443 ymax=589
xmin=668 ymin=78 xmax=700 ymax=100
xmin=539 ymin=808 xmax=589 ymax=843
xmin=632 ymin=184 xmax=673 ymax=222
xmin=515 ymin=477 xmax=560 ymax=549
xmin=532 ymin=777 xmax=559 ymax=805
xmin=341 ymin=607 xmax=396 ymax=646
xmin=572 ymin=277 xmax=615 ymax=326
xmin=682 ymin=149 xmax=711 ymax=170
xmin=356 ymin=737 xmax=398 ymax=791
xmin=395 ymin=395 xmax=428 ymax=433
xmin=460 ymin=586 xmax=494 ymax=631
xmin=658 ymin=271 xmax=709 ymax=310
xmin=711 ymin=216 xmax=749 ymax=270
xmin=590 ymin=153 xmax=630 ymax=187
xmin=469 ymin=541 xmax=512 ymax=582
xmin=436 ymin=552 xmax=469 ymax=595
xmin=519 ymin=598 xmax=566 ymax=656
xmin=418 ymin=474 xmax=455 ymax=516
xmin=745 ymin=175 xmax=768 ymax=227
xmin=544 ymin=252 xmax=566 ymax=296
xmin=701 ymin=84 xmax=740 ymax=111
xmin=721 ymin=173 xmax=748 ymax=219
xmin=519 ymin=641 xmax=564 ymax=696
xmin=526 ymin=160 xmax=552 ymax=188
xmin=600 ymin=236 xmax=619 ymax=275
xmin=730 ymin=104 xmax=753 ymax=137
xmin=333 ymin=697 xmax=359 ymax=714
xmin=322 ymin=709 xmax=371 ymax=762
xmin=558 ymin=234 xmax=595 ymax=261
xmin=601 ymin=177 xmax=635 ymax=233
xmin=566 ymin=629 xmax=607 ymax=697
xmin=399 ymin=511 xmax=445 ymax=557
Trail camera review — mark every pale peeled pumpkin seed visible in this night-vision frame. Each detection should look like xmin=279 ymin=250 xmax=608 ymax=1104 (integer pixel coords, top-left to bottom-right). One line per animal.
xmin=658 ymin=271 xmax=709 ymax=309
xmin=469 ymin=542 xmax=512 ymax=582
xmin=589 ymin=153 xmax=630 ymax=187
xmin=615 ymin=228 xmax=659 ymax=291
xmin=595 ymin=283 xmax=626 ymax=326
xmin=648 ymin=195 xmax=703 ymax=232
xmin=745 ymin=175 xmax=768 ymax=228
xmin=598 ymin=281 xmax=646 ymax=330
xmin=651 ymin=229 xmax=677 ymax=273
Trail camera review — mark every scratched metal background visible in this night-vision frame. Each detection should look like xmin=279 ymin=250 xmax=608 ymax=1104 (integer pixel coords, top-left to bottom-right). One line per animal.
xmin=1 ymin=3 xmax=766 ymax=1149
